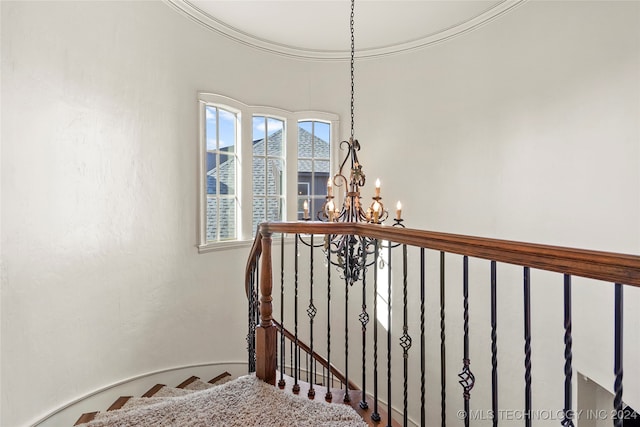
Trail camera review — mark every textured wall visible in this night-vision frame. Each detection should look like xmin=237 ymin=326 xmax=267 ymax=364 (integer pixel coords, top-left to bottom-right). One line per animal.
xmin=0 ymin=2 xmax=345 ymax=425
xmin=1 ymin=1 xmax=638 ymax=426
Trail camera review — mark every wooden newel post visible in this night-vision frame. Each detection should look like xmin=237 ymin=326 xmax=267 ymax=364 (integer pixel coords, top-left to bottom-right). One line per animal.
xmin=256 ymin=230 xmax=277 ymax=385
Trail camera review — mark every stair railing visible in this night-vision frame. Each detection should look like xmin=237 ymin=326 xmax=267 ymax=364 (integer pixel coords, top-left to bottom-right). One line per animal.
xmin=245 ymin=221 xmax=640 ymax=427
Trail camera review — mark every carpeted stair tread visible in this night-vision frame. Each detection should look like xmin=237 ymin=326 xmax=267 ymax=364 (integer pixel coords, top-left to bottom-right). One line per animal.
xmin=119 ymin=396 xmax=172 ymax=411
xmin=76 ymin=374 xmax=368 ymax=426
xmin=183 ymin=378 xmax=217 ymax=391
xmin=73 ymin=411 xmax=98 ymax=425
xmin=151 ymin=385 xmax=197 ymax=397
xmin=208 ymin=371 xmax=232 ymax=385
xmin=106 ymin=396 xmax=132 ymax=411
xmin=74 ymin=372 xmax=235 ymax=425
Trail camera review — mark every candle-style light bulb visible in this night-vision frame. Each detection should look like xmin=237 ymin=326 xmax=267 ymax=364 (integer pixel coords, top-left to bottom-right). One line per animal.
xmin=303 ymin=200 xmax=309 ymax=219
xmin=327 ymin=178 xmax=333 ymax=197
xmin=396 ymin=201 xmax=402 ymax=220
xmin=375 ymin=178 xmax=381 ymax=197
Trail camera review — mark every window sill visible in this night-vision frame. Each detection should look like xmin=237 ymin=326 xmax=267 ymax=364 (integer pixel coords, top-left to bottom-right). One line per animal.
xmin=197 ymin=235 xmax=298 ymax=254
xmin=197 ymin=240 xmax=254 ymax=254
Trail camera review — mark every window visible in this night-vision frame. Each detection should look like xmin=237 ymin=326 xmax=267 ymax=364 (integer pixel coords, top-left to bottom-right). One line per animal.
xmin=297 ymin=121 xmax=330 ymax=220
xmin=252 ymin=116 xmax=285 ymax=233
xmin=204 ymin=105 xmax=238 ymax=242
xmin=198 ymin=93 xmax=339 ymax=251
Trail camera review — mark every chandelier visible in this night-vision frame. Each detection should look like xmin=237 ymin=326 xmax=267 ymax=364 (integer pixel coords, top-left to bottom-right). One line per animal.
xmin=300 ymin=0 xmax=404 ymax=285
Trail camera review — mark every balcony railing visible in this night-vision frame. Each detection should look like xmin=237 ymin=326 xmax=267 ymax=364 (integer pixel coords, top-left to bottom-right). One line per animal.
xmin=246 ymin=221 xmax=639 ymax=427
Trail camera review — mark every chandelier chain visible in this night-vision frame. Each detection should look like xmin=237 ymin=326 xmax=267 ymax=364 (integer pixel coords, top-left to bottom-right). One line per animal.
xmin=350 ymin=0 xmax=355 ymax=139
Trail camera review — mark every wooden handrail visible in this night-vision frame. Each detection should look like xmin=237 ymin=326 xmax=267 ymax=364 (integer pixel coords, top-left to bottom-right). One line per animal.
xmin=245 ymin=231 xmax=263 ymax=298
xmin=272 ymin=319 xmax=359 ymax=391
xmin=256 ymin=221 xmax=640 ymax=287
xmin=245 ymin=220 xmax=640 ymax=390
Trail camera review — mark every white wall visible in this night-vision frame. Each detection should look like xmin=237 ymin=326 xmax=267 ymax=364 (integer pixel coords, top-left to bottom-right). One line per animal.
xmin=350 ymin=0 xmax=639 ymax=424
xmin=2 ymin=1 xmax=638 ymax=426
xmin=0 ymin=2 xmax=347 ymax=426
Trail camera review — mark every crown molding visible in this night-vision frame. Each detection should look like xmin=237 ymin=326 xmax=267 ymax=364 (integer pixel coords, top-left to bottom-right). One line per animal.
xmin=164 ymin=0 xmax=527 ymax=61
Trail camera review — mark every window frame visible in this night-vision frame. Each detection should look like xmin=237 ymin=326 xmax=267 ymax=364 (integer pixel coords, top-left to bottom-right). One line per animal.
xmin=197 ymin=93 xmax=339 ymax=253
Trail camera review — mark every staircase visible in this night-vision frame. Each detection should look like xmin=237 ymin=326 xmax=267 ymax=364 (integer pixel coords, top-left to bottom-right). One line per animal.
xmin=72 ymin=370 xmax=391 ymax=426
xmin=73 ymin=372 xmax=232 ymax=425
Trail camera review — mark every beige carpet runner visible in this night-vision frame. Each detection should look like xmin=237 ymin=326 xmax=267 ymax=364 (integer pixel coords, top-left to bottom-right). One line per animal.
xmin=77 ymin=374 xmax=368 ymax=426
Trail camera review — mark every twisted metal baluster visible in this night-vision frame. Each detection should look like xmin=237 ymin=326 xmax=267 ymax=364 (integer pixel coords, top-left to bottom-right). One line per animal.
xmin=359 ymin=246 xmax=369 ymax=409
xmin=420 ymin=248 xmax=426 ymax=427
xmin=344 ymin=241 xmax=351 ymax=404
xmin=440 ymin=251 xmax=446 ymax=427
xmin=247 ymin=268 xmax=256 ymax=373
xmin=386 ymin=242 xmax=393 ymax=427
xmin=307 ymin=235 xmax=316 ymax=399
xmin=371 ymin=240 xmax=381 ymax=422
xmin=561 ymin=274 xmax=574 ymax=427
xmin=613 ymin=283 xmax=623 ymax=427
xmin=400 ymin=244 xmax=412 ymax=427
xmin=458 ymin=256 xmax=475 ymax=427
xmin=491 ymin=261 xmax=498 ymax=427
xmin=325 ymin=245 xmax=333 ymax=402
xmin=523 ymin=267 xmax=532 ymax=427
xmin=293 ymin=235 xmax=300 ymax=394
xmin=279 ymin=234 xmax=286 ymax=388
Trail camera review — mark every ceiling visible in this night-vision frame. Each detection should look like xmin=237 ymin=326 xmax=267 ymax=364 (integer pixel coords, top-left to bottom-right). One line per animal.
xmin=166 ymin=0 xmax=526 ymax=59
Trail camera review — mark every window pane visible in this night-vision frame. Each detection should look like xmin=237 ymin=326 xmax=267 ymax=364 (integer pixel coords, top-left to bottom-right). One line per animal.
xmin=267 ymin=118 xmax=284 ymax=157
xmin=219 ymin=197 xmax=236 ymax=240
xmin=267 ymin=198 xmax=281 ymax=222
xmin=297 ymin=120 xmax=332 ymax=225
xmin=205 ymin=106 xmax=217 ymax=151
xmin=298 ymin=124 xmax=314 ymax=159
xmin=298 ymin=121 xmax=312 ymax=134
xmin=311 ymin=196 xmax=325 ymax=217
xmin=314 ymin=160 xmax=330 ymax=175
xmin=218 ymin=109 xmax=236 ymax=152
xmin=206 ymin=197 xmax=218 ymax=242
xmin=253 ymin=198 xmax=265 ymax=234
xmin=253 ymin=158 xmax=265 ymax=196
xmin=297 ymin=159 xmax=312 ymax=175
xmin=314 ymin=122 xmax=330 ymax=147
xmin=298 ymin=182 xmax=310 ymax=197
xmin=267 ymin=159 xmax=284 ymax=196
xmin=219 ymin=154 xmax=235 ymax=195
xmin=313 ymin=129 xmax=330 ymax=159
xmin=207 ymin=153 xmax=217 ymax=195
xmin=253 ymin=116 xmax=266 ymax=156
xmin=314 ymin=172 xmax=329 ymax=197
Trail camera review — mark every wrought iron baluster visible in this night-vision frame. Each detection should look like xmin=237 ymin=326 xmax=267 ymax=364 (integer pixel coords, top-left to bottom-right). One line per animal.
xmin=561 ymin=274 xmax=574 ymax=427
xmin=326 ymin=244 xmax=333 ymax=402
xmin=360 ymin=245 xmax=369 ymax=409
xmin=344 ymin=241 xmax=351 ymax=404
xmin=420 ymin=248 xmax=426 ymax=427
xmin=293 ymin=235 xmax=300 ymax=394
xmin=458 ymin=256 xmax=475 ymax=427
xmin=400 ymin=243 xmax=412 ymax=427
xmin=523 ymin=267 xmax=531 ymax=427
xmin=371 ymin=240 xmax=381 ymax=422
xmin=387 ymin=242 xmax=393 ymax=427
xmin=491 ymin=261 xmax=498 ymax=427
xmin=440 ymin=251 xmax=446 ymax=427
xmin=613 ymin=283 xmax=623 ymax=427
xmin=247 ymin=267 xmax=256 ymax=373
xmin=307 ymin=235 xmax=316 ymax=399
xmin=279 ymin=234 xmax=285 ymax=388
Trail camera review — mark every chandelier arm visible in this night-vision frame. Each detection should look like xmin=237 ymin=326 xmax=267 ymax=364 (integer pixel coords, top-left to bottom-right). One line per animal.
xmin=297 ymin=234 xmax=327 ymax=249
